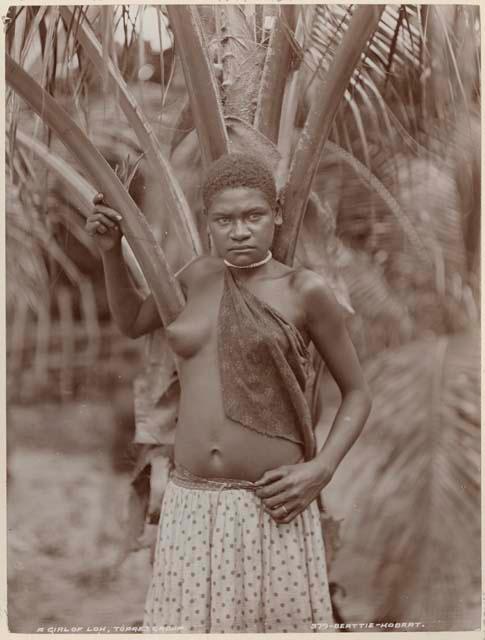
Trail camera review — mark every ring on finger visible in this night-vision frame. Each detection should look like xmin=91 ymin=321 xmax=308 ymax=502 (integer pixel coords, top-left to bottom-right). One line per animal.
xmin=281 ymin=505 xmax=289 ymax=516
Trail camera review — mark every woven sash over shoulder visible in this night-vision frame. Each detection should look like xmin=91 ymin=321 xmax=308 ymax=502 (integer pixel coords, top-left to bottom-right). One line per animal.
xmin=217 ymin=268 xmax=316 ymax=460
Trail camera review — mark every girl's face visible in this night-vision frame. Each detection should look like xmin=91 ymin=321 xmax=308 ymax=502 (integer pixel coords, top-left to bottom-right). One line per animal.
xmin=206 ymin=187 xmax=281 ymax=266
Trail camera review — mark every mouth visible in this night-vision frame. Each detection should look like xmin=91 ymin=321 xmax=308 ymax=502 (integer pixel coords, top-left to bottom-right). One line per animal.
xmin=229 ymin=246 xmax=254 ymax=253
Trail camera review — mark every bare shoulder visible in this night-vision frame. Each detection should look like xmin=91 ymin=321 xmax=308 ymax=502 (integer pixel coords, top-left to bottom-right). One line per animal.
xmin=176 ymin=255 xmax=223 ymax=290
xmin=290 ymin=268 xmax=343 ymax=324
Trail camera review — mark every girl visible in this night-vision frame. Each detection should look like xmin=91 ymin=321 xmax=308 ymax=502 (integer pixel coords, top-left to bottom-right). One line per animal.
xmin=86 ymin=152 xmax=371 ymax=633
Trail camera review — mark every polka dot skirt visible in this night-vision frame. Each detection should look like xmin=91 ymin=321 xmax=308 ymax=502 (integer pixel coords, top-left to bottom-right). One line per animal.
xmin=143 ymin=478 xmax=334 ymax=633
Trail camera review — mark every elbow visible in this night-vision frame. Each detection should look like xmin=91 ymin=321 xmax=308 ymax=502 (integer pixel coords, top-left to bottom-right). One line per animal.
xmin=345 ymin=385 xmax=373 ymax=418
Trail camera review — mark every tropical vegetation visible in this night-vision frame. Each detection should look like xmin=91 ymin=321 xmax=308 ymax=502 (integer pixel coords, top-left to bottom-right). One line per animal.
xmin=5 ymin=4 xmax=480 ymax=631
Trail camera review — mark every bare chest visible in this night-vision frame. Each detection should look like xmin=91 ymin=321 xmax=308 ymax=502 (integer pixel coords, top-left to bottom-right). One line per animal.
xmin=165 ymin=272 xmax=306 ymax=360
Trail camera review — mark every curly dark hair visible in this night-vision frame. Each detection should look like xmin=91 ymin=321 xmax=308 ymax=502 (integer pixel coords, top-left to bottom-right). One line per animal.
xmin=201 ymin=152 xmax=277 ymax=210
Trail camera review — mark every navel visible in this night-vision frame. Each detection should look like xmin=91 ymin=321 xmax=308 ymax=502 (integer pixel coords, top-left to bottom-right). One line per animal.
xmin=209 ymin=447 xmax=223 ymax=463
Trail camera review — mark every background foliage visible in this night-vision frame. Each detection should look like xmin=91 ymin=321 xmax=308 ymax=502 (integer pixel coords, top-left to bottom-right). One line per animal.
xmin=6 ymin=4 xmax=480 ymax=632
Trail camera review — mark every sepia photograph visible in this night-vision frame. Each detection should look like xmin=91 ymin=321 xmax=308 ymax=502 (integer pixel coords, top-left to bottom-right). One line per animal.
xmin=4 ymin=3 xmax=481 ymax=635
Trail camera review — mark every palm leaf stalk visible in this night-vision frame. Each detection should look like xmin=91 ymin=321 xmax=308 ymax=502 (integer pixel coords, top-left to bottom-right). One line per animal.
xmin=274 ymin=5 xmax=385 ymax=264
xmin=274 ymin=14 xmax=307 ymax=191
xmin=16 ymin=130 xmax=96 ymax=217
xmin=59 ymin=6 xmax=202 ymax=259
xmin=254 ymin=5 xmax=297 ymax=144
xmin=166 ymin=5 xmax=229 ymax=167
xmin=18 ymin=6 xmax=48 ymax=68
xmin=15 ymin=130 xmax=148 ymax=293
xmin=6 ymin=54 xmax=184 ymax=325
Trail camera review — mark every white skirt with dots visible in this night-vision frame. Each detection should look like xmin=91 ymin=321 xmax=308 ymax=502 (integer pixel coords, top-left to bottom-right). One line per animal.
xmin=142 ymin=465 xmax=334 ymax=633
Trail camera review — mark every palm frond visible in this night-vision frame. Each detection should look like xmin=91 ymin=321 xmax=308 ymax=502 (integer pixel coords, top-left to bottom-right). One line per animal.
xmin=294 ymin=192 xmax=353 ymax=315
xmin=14 ymin=129 xmax=148 ymax=293
xmin=59 ymin=6 xmax=202 ymax=258
xmin=329 ymin=141 xmax=431 ymax=263
xmin=313 ymin=118 xmax=476 ymax=334
xmin=340 ymin=251 xmax=414 ymax=358
xmin=167 ymin=5 xmax=229 ymax=166
xmin=6 ymin=183 xmax=49 ymax=311
xmin=324 ymin=331 xmax=480 ymax=629
xmin=100 ymin=5 xmax=116 ymax=92
xmin=18 ymin=6 xmax=48 ymax=68
xmin=7 ymin=54 xmax=184 ymax=325
xmin=273 ymin=5 xmax=385 ymax=264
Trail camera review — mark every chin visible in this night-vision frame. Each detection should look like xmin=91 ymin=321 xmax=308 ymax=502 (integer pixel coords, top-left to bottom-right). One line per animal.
xmin=224 ymin=249 xmax=258 ymax=265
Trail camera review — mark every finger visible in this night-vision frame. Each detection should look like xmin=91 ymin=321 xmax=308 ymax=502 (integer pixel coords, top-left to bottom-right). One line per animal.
xmin=263 ymin=489 xmax=294 ymax=509
xmin=279 ymin=507 xmax=302 ymax=524
xmin=92 ymin=206 xmax=123 ymax=223
xmin=88 ymin=221 xmax=109 ymax=234
xmin=255 ymin=477 xmax=289 ymax=499
xmin=90 ymin=213 xmax=119 ymax=228
xmin=85 ymin=221 xmax=100 ymax=235
xmin=265 ymin=500 xmax=301 ymax=523
xmin=279 ymin=498 xmax=308 ymax=524
xmin=254 ymin=467 xmax=287 ymax=487
xmin=265 ymin=504 xmax=294 ymax=524
xmin=92 ymin=192 xmax=104 ymax=205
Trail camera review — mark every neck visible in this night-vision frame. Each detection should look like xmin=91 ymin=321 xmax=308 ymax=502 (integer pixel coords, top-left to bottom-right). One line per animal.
xmin=223 ymin=250 xmax=272 ymax=271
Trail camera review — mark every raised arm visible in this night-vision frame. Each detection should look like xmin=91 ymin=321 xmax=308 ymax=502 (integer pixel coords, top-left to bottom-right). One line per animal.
xmin=102 ymin=246 xmax=163 ymax=339
xmin=86 ymin=194 xmax=163 ymax=339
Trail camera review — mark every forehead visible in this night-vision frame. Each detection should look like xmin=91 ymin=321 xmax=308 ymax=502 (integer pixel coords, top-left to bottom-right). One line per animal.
xmin=207 ymin=187 xmax=272 ymax=215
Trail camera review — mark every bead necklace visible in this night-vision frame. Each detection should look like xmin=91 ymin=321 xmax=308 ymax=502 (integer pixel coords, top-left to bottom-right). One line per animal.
xmin=223 ymin=250 xmax=272 ymax=269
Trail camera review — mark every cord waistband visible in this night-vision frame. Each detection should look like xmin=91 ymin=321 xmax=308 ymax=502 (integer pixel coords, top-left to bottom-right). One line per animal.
xmin=170 ymin=463 xmax=258 ymax=492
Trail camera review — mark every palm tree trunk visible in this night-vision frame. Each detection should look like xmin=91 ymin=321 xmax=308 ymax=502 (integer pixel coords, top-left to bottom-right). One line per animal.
xmin=254 ymin=5 xmax=297 ymax=144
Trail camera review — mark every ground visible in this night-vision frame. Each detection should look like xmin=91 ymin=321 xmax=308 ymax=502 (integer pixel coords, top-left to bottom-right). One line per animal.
xmin=7 ymin=401 xmax=151 ymax=634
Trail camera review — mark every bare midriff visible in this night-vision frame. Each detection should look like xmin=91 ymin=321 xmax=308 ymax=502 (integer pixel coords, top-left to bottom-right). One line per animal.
xmin=167 ymin=270 xmax=304 ymax=482
xmin=173 ymin=350 xmax=303 ymax=482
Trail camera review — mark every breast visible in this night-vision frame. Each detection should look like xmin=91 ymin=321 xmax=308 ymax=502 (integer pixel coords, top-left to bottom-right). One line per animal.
xmin=165 ymin=311 xmax=213 ymax=359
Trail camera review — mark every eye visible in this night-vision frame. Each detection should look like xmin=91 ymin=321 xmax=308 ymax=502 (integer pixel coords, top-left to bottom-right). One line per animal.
xmin=216 ymin=216 xmax=231 ymax=225
xmin=248 ymin=212 xmax=263 ymax=222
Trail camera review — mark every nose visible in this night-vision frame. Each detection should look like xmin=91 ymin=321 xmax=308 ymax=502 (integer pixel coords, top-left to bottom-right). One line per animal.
xmin=230 ymin=219 xmax=251 ymax=241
